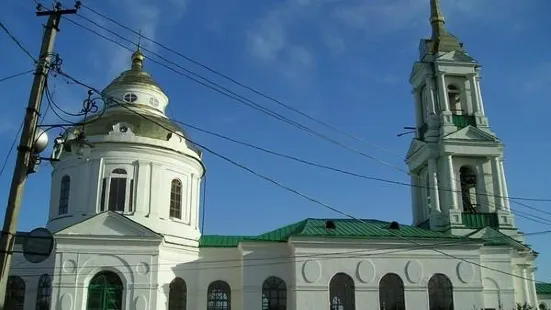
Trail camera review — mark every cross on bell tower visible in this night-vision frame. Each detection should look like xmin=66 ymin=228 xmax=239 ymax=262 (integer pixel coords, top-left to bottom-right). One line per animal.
xmin=405 ymin=0 xmax=517 ymax=237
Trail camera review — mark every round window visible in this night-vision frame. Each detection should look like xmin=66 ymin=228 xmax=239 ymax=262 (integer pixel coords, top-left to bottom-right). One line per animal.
xmin=123 ymin=93 xmax=138 ymax=103
xmin=149 ymin=97 xmax=159 ymax=107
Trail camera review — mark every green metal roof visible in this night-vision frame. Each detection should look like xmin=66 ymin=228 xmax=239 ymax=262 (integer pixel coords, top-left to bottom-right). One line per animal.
xmin=198 ymin=218 xmax=467 ymax=248
xmin=537 ymin=283 xmax=551 ymax=295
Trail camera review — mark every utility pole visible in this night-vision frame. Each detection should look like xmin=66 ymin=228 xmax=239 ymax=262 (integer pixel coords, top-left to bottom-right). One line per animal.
xmin=0 ymin=3 xmax=78 ymax=309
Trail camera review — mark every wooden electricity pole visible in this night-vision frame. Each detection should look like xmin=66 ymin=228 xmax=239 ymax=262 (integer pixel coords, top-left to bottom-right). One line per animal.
xmin=0 ymin=3 xmax=78 ymax=308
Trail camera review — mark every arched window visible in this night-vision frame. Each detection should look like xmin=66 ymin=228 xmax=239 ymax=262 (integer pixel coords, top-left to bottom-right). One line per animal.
xmin=5 ymin=275 xmax=25 ymax=310
xmin=207 ymin=280 xmax=231 ymax=310
xmin=379 ymin=273 xmax=405 ymax=310
xmin=168 ymin=277 xmax=187 ymax=310
xmin=36 ymin=274 xmax=52 ymax=310
xmin=428 ymin=274 xmax=454 ymax=310
xmin=447 ymin=84 xmax=462 ymax=113
xmin=262 ymin=276 xmax=286 ymax=310
xmin=330 ymin=273 xmax=355 ymax=310
xmin=86 ymin=271 xmax=123 ymax=310
xmin=170 ymin=179 xmax=183 ymax=219
xmin=459 ymin=166 xmax=478 ymax=213
xmin=100 ymin=168 xmax=134 ymax=213
xmin=59 ymin=175 xmax=70 ymax=215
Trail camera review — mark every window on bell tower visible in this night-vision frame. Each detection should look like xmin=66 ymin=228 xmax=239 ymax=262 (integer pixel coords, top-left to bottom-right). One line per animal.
xmin=59 ymin=175 xmax=70 ymax=215
xmin=459 ymin=166 xmax=478 ymax=213
xmin=100 ymin=168 xmax=134 ymax=213
xmin=447 ymin=84 xmax=462 ymax=114
xmin=170 ymin=178 xmax=183 ymax=219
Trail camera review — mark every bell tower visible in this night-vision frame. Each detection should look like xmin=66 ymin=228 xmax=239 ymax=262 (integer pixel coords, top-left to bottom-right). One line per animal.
xmin=406 ymin=0 xmax=516 ymax=236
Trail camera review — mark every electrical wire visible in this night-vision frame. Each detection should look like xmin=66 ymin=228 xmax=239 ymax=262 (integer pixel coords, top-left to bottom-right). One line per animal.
xmin=0 ymin=122 xmax=24 ymax=178
xmin=9 ymin=229 xmax=551 ymax=274
xmin=53 ymin=68 xmax=548 ymax=284
xmin=51 ymin=67 xmax=551 ymax=228
xmin=79 ymin=3 xmax=399 ymax=158
xmin=0 ymin=69 xmax=34 ymax=83
xmin=63 ymin=15 xmax=551 ymax=214
xmin=0 ymin=21 xmax=37 ymax=63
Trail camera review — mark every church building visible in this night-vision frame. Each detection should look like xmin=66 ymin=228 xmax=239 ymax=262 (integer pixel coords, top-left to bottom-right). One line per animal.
xmin=6 ymin=0 xmax=550 ymax=309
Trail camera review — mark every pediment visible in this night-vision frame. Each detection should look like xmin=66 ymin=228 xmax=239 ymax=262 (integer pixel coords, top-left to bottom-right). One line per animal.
xmin=438 ymin=50 xmax=478 ymax=64
xmin=409 ymin=62 xmax=423 ymax=81
xmin=56 ymin=211 xmax=161 ymax=238
xmin=443 ymin=126 xmax=499 ymax=142
xmin=406 ymin=138 xmax=426 ymax=159
xmin=468 ymin=227 xmax=527 ymax=250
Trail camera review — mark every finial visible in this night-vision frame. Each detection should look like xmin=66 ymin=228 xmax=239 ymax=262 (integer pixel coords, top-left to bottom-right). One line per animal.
xmin=430 ymin=0 xmax=447 ymax=38
xmin=131 ymin=29 xmax=145 ymax=70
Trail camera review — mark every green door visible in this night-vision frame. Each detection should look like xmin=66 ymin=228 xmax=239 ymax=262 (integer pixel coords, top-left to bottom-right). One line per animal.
xmin=86 ymin=271 xmax=123 ymax=310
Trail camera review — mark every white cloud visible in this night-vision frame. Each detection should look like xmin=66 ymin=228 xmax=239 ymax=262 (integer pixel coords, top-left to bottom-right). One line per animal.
xmin=247 ymin=0 xmax=317 ymax=72
xmin=522 ymin=62 xmax=551 ymax=93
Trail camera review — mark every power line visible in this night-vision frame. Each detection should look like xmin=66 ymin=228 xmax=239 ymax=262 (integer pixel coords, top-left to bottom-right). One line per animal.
xmin=64 ymin=15 xmax=405 ymax=174
xmin=79 ymin=3 xmax=399 ymax=158
xmin=181 ymin=121 xmax=551 ymax=215
xmin=0 ymin=69 xmax=34 ymax=83
xmin=50 ymin=63 xmax=551 ymax=226
xmin=54 ymin=68 xmax=547 ymax=284
xmin=62 ymin=14 xmax=551 ymax=218
xmin=0 ymin=122 xmax=24 ymax=178
xmin=0 ymin=21 xmax=37 ymax=63
xmin=9 ymin=229 xmax=551 ymax=275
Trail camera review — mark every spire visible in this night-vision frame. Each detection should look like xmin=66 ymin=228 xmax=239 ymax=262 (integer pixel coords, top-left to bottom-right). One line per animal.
xmin=428 ymin=0 xmax=464 ymax=54
xmin=430 ymin=0 xmax=446 ymax=38
xmin=131 ymin=29 xmax=145 ymax=70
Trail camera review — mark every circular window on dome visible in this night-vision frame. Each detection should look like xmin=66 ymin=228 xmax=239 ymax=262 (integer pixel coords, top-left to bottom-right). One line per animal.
xmin=123 ymin=93 xmax=138 ymax=103
xmin=149 ymin=97 xmax=159 ymax=107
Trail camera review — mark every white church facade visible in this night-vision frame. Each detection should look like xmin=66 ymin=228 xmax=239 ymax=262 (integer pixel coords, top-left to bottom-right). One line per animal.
xmin=5 ymin=1 xmax=550 ymax=309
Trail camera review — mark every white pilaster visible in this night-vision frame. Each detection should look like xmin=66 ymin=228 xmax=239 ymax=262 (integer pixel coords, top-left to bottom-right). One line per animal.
xmin=425 ymin=76 xmax=437 ymax=114
xmin=475 ymin=75 xmax=486 ymax=114
xmin=499 ymin=158 xmax=511 ymax=211
xmin=447 ymin=155 xmax=458 ymax=210
xmin=436 ymin=72 xmax=450 ymax=111
xmin=492 ymin=157 xmax=505 ymax=210
xmin=428 ymin=159 xmax=441 ymax=213
xmin=468 ymin=73 xmax=481 ymax=113
xmin=411 ymin=175 xmax=422 ymax=224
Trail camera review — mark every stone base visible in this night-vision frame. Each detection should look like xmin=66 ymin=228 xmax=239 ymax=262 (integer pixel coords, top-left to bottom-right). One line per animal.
xmin=496 ymin=210 xmax=515 ymax=228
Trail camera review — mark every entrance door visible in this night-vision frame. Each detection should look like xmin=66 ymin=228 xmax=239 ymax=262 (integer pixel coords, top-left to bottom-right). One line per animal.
xmin=87 ymin=271 xmax=123 ymax=310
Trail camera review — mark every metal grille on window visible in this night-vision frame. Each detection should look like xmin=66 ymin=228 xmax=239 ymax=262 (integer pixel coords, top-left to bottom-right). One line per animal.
xmin=86 ymin=271 xmax=123 ymax=310
xmin=428 ymin=274 xmax=454 ymax=310
xmin=330 ymin=273 xmax=355 ymax=310
xmin=59 ymin=175 xmax=70 ymax=215
xmin=168 ymin=278 xmax=187 ymax=310
xmin=379 ymin=273 xmax=405 ymax=310
xmin=6 ymin=275 xmax=25 ymax=310
xmin=123 ymin=93 xmax=138 ymax=103
xmin=207 ymin=280 xmax=231 ymax=310
xmin=108 ymin=169 xmax=127 ymax=212
xmin=170 ymin=179 xmax=182 ymax=219
xmin=262 ymin=276 xmax=286 ymax=310
xmin=35 ymin=274 xmax=52 ymax=310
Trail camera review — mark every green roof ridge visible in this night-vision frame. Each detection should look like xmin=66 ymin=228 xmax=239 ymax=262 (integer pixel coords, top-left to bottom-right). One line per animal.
xmin=536 ymin=282 xmax=551 ymax=294
xmin=199 ymin=218 xmax=471 ymax=248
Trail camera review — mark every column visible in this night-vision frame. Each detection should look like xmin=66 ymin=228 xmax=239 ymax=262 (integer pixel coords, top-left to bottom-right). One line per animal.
xmin=492 ymin=157 xmax=505 ymax=210
xmin=499 ymin=158 xmax=511 ymax=211
xmin=436 ymin=72 xmax=450 ymax=111
xmin=476 ymin=75 xmax=486 ymax=114
xmin=411 ymin=174 xmax=422 ymax=223
xmin=447 ymin=155 xmax=458 ymax=210
xmin=428 ymin=159 xmax=441 ymax=213
xmin=413 ymin=89 xmax=423 ymax=128
xmin=468 ymin=73 xmax=481 ymax=113
xmin=425 ymin=76 xmax=437 ymax=114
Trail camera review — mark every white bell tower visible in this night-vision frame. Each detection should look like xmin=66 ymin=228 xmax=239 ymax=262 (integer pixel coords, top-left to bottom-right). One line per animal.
xmin=406 ymin=0 xmax=516 ymax=236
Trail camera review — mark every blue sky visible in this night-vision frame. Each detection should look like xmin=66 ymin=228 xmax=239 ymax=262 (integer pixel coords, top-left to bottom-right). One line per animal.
xmin=1 ymin=0 xmax=551 ymax=281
